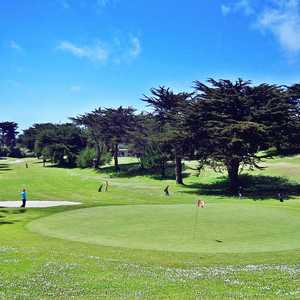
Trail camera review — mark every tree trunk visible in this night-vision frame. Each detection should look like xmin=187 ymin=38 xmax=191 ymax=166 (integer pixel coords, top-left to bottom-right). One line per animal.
xmin=114 ymin=144 xmax=120 ymax=172
xmin=160 ymin=160 xmax=166 ymax=178
xmin=94 ymin=142 xmax=101 ymax=169
xmin=175 ymin=154 xmax=183 ymax=185
xmin=227 ymin=159 xmax=240 ymax=193
xmin=275 ymin=142 xmax=282 ymax=154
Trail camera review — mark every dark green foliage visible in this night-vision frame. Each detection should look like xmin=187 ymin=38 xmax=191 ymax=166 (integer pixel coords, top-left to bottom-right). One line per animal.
xmin=19 ymin=123 xmax=56 ymax=155
xmin=33 ymin=123 xmax=86 ymax=166
xmin=142 ymin=87 xmax=193 ymax=184
xmin=0 ymin=121 xmax=18 ymax=156
xmin=191 ymin=79 xmax=267 ymax=192
xmin=18 ymin=77 xmax=300 ymax=186
xmin=139 ymin=143 xmax=170 ymax=177
xmin=76 ymin=148 xmax=96 ymax=168
xmin=251 ymin=84 xmax=300 ymax=153
xmin=76 ymin=147 xmax=111 ymax=168
xmin=72 ymin=106 xmax=137 ymax=172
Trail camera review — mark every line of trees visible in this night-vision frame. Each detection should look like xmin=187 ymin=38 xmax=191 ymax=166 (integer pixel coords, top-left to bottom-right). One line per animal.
xmin=18 ymin=79 xmax=300 ymax=192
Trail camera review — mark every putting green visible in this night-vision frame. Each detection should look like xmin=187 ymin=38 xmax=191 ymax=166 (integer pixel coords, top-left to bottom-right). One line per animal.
xmin=27 ymin=203 xmax=300 ymax=253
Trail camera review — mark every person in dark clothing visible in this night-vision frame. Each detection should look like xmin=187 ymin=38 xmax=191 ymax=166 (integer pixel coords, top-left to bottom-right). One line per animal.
xmin=164 ymin=185 xmax=170 ymax=196
xmin=278 ymin=192 xmax=284 ymax=203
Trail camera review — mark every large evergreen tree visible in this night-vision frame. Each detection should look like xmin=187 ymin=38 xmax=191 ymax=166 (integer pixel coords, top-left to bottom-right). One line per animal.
xmin=0 ymin=122 xmax=18 ymax=155
xmin=100 ymin=106 xmax=137 ymax=172
xmin=73 ymin=107 xmax=137 ymax=172
xmin=250 ymin=84 xmax=300 ymax=153
xmin=142 ymin=87 xmax=193 ymax=184
xmin=192 ymin=79 xmax=267 ymax=191
xmin=71 ymin=111 xmax=106 ymax=169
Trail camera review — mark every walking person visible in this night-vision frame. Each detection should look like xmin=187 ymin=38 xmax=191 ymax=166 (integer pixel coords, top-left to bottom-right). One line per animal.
xmin=278 ymin=192 xmax=284 ymax=203
xmin=164 ymin=185 xmax=170 ymax=196
xmin=20 ymin=188 xmax=27 ymax=208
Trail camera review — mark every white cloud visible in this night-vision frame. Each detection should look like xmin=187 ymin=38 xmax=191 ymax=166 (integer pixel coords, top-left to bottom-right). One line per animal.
xmin=57 ymin=41 xmax=109 ymax=63
xmin=222 ymin=0 xmax=300 ymax=55
xmin=9 ymin=40 xmax=23 ymax=52
xmin=236 ymin=0 xmax=254 ymax=16
xmin=221 ymin=4 xmax=231 ymax=16
xmin=70 ymin=85 xmax=81 ymax=93
xmin=257 ymin=0 xmax=300 ymax=53
xmin=56 ymin=35 xmax=141 ymax=64
xmin=129 ymin=36 xmax=141 ymax=58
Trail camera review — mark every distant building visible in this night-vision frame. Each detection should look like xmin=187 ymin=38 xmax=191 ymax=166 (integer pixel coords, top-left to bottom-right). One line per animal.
xmin=118 ymin=144 xmax=134 ymax=157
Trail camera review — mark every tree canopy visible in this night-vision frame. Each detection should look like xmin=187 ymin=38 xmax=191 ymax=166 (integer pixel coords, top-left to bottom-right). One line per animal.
xmin=16 ymin=77 xmax=300 ymax=190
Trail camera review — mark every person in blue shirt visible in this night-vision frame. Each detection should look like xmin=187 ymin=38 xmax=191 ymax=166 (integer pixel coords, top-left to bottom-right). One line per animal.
xmin=20 ymin=189 xmax=27 ymax=208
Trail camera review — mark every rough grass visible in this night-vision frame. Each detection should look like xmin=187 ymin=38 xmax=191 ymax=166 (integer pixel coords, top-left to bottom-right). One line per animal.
xmin=0 ymin=155 xmax=300 ymax=299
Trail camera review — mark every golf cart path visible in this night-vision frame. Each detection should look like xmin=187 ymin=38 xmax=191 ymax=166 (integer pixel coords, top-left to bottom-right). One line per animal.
xmin=0 ymin=201 xmax=81 ymax=208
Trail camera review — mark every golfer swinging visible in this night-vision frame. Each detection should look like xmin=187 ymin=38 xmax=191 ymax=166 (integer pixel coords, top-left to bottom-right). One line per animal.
xmin=20 ymin=188 xmax=27 ymax=208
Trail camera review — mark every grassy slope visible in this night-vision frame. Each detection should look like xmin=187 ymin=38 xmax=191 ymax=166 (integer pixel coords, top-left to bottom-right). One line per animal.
xmin=1 ymin=156 xmax=300 ymax=299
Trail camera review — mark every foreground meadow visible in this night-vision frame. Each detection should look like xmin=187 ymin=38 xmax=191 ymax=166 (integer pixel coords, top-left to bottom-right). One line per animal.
xmin=1 ymin=156 xmax=300 ymax=299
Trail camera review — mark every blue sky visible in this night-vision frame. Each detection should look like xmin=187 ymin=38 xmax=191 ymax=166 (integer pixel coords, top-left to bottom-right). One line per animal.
xmin=1 ymin=0 xmax=300 ymax=130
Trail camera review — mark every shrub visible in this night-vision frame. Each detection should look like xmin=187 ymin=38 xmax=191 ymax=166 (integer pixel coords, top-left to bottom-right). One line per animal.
xmin=76 ymin=147 xmax=112 ymax=168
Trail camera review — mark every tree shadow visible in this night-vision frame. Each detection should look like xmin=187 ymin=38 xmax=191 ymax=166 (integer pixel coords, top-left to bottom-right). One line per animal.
xmin=45 ymin=164 xmax=77 ymax=169
xmin=97 ymin=162 xmax=189 ymax=181
xmin=0 ymin=163 xmax=12 ymax=171
xmin=184 ymin=174 xmax=300 ymax=200
xmin=0 ymin=208 xmax=24 ymax=225
xmin=0 ymin=220 xmax=15 ymax=225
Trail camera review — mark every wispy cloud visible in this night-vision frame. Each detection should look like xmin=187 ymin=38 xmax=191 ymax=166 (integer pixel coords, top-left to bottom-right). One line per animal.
xmin=58 ymin=0 xmax=115 ymax=9
xmin=257 ymin=0 xmax=300 ymax=53
xmin=221 ymin=4 xmax=231 ymax=16
xmin=9 ymin=40 xmax=23 ymax=52
xmin=70 ymin=85 xmax=81 ymax=93
xmin=56 ymin=35 xmax=141 ymax=64
xmin=57 ymin=41 xmax=109 ymax=63
xmin=221 ymin=0 xmax=300 ymax=55
xmin=221 ymin=0 xmax=254 ymax=16
xmin=236 ymin=0 xmax=254 ymax=16
xmin=129 ymin=36 xmax=141 ymax=58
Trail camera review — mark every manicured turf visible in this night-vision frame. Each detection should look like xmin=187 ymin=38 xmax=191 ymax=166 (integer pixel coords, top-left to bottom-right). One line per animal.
xmin=28 ymin=203 xmax=300 ymax=253
xmin=1 ymin=155 xmax=300 ymax=299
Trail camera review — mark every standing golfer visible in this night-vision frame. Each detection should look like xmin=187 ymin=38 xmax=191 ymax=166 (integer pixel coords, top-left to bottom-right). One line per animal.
xmin=20 ymin=188 xmax=27 ymax=208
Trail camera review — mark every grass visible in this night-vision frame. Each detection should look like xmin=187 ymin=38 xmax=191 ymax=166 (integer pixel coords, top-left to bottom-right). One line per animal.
xmin=1 ymin=156 xmax=300 ymax=299
xmin=28 ymin=203 xmax=300 ymax=253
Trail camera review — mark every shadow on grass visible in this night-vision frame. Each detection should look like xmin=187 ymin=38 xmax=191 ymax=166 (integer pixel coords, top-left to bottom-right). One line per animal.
xmin=0 ymin=209 xmax=25 ymax=225
xmin=0 ymin=221 xmax=15 ymax=225
xmin=0 ymin=163 xmax=12 ymax=171
xmin=184 ymin=174 xmax=300 ymax=200
xmin=97 ymin=162 xmax=189 ymax=181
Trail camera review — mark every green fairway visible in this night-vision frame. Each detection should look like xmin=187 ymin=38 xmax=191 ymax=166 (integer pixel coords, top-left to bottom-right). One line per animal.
xmin=28 ymin=203 xmax=300 ymax=253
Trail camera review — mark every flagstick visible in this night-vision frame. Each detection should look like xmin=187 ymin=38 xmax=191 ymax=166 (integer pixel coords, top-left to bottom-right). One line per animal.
xmin=192 ymin=206 xmax=200 ymax=239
